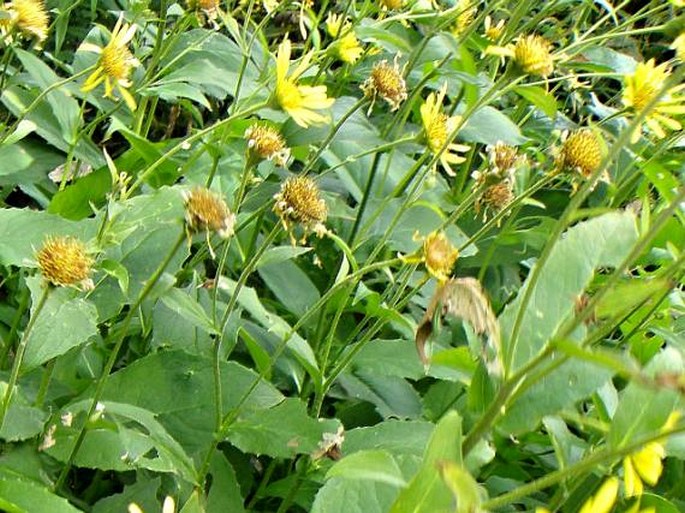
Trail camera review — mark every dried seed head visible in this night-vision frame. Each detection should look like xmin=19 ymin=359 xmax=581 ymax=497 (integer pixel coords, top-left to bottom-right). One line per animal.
xmin=423 ymin=231 xmax=459 ymax=283
xmin=513 ymin=35 xmax=554 ymax=77
xmin=184 ymin=187 xmax=235 ymax=238
xmin=475 ymin=181 xmax=514 ymax=223
xmin=245 ymin=124 xmax=290 ymax=167
xmin=36 ymin=236 xmax=93 ymax=288
xmin=361 ymin=59 xmax=407 ymax=112
xmin=273 ymin=175 xmax=328 ymax=240
xmin=490 ymin=143 xmax=521 ymax=173
xmin=560 ymin=129 xmax=602 ymax=177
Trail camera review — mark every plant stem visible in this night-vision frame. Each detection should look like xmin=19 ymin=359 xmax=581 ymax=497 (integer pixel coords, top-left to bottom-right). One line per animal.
xmin=0 ymin=286 xmax=50 ymax=434
xmin=53 ymin=230 xmax=186 ymax=493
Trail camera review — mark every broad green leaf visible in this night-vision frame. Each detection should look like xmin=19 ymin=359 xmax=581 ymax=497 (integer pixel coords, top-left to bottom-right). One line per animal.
xmin=345 ymin=420 xmax=435 ymax=457
xmin=206 ymin=453 xmax=246 ymax=513
xmin=0 ymin=384 xmax=47 ymax=442
xmin=438 ymin=461 xmax=482 ymax=513
xmin=13 ymin=49 xmax=80 ymax=144
xmin=257 ymin=259 xmax=320 ymax=317
xmin=1 ymin=120 xmax=36 ymax=146
xmin=460 ymin=106 xmax=527 ymax=146
xmin=47 ymin=401 xmax=197 ymax=483
xmin=92 ymin=476 xmax=162 ymax=513
xmin=22 ymin=276 xmax=99 ymax=371
xmin=498 ymin=358 xmax=613 ymax=434
xmin=255 ymin=246 xmax=312 ymax=269
xmin=160 ymin=287 xmax=218 ymax=335
xmin=513 ymin=85 xmax=557 ymax=119
xmin=338 ymin=370 xmax=423 ymax=419
xmin=311 ymin=479 xmax=402 ymax=513
xmin=0 ymin=139 xmax=63 ymax=184
xmin=48 ymin=167 xmax=111 ymax=220
xmin=349 ymin=339 xmax=424 ymax=380
xmin=326 ymin=450 xmax=406 ymax=487
xmin=98 ymin=351 xmax=284 ymax=455
xmin=501 ymin=212 xmax=639 ymax=373
xmin=389 ymin=411 xmax=463 ymax=513
xmin=226 ymin=398 xmax=341 ymax=459
xmin=0 ymin=471 xmax=81 ymax=513
xmin=609 ymin=348 xmax=683 ymax=448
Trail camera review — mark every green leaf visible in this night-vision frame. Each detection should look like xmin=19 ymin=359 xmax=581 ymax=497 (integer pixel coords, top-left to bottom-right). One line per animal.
xmin=326 ymin=450 xmax=406 ymax=487
xmin=338 ymin=370 xmax=423 ymax=419
xmin=389 ymin=411 xmax=463 ymax=513
xmin=226 ymin=398 xmax=341 ymax=459
xmin=437 ymin=460 xmax=482 ymax=513
xmin=460 ymin=106 xmax=527 ymax=146
xmin=22 ymin=277 xmax=99 ymax=371
xmin=257 ymin=259 xmax=320 ymax=317
xmin=255 ymin=246 xmax=312 ymax=269
xmin=501 ymin=212 xmax=640 ymax=373
xmin=345 ymin=420 xmax=435 ymax=457
xmin=609 ymin=348 xmax=683 ymax=448
xmin=311 ymin=479 xmax=402 ymax=513
xmin=498 ymin=357 xmax=613 ymax=434
xmin=98 ymin=351 xmax=284 ymax=455
xmin=0 ymin=384 xmax=47 ymax=442
xmin=513 ymin=85 xmax=557 ymax=119
xmin=48 ymin=167 xmax=112 ymax=220
xmin=46 ymin=401 xmax=197 ymax=483
xmin=160 ymin=287 xmax=218 ymax=335
xmin=0 ymin=471 xmax=81 ymax=513
xmin=13 ymin=49 xmax=80 ymax=144
xmin=206 ymin=453 xmax=246 ymax=513
xmin=92 ymin=476 xmax=162 ymax=513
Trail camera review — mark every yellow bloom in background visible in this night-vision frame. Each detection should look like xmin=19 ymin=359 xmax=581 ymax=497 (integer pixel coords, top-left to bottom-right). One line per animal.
xmin=361 ymin=58 xmax=407 ymax=112
xmin=487 ymin=34 xmax=554 ymax=77
xmin=483 ymin=15 xmax=505 ymax=41
xmin=622 ymin=59 xmax=685 ymax=142
xmin=451 ymin=0 xmax=477 ymax=37
xmin=535 ymin=477 xmax=618 ymax=513
xmin=420 ymin=84 xmax=470 ymax=176
xmin=275 ymin=38 xmax=335 ymax=128
xmin=623 ymin=441 xmax=665 ymax=497
xmin=80 ymin=16 xmax=140 ymax=111
xmin=273 ymin=175 xmax=328 ymax=242
xmin=325 ymin=12 xmax=363 ymax=64
xmin=5 ymin=0 xmax=49 ymax=44
xmin=402 ymin=231 xmax=459 ymax=283
xmin=671 ymin=32 xmax=685 ymax=61
xmin=380 ymin=0 xmax=403 ymax=10
xmin=36 ymin=236 xmax=93 ymax=289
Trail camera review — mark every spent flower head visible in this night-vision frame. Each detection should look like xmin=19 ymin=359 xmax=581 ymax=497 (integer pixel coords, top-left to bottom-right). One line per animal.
xmin=275 ymin=38 xmax=335 ymax=127
xmin=80 ymin=15 xmax=140 ymax=111
xmin=622 ymin=59 xmax=685 ymax=142
xmin=361 ymin=57 xmax=407 ymax=112
xmin=2 ymin=0 xmax=49 ymax=44
xmin=475 ymin=181 xmax=514 ymax=223
xmin=273 ymin=175 xmax=328 ymax=242
xmin=420 ymin=84 xmax=470 ymax=176
xmin=245 ymin=124 xmax=290 ymax=167
xmin=186 ymin=0 xmax=222 ymax=25
xmin=183 ymin=187 xmax=235 ymax=239
xmin=36 ymin=236 xmax=94 ymax=289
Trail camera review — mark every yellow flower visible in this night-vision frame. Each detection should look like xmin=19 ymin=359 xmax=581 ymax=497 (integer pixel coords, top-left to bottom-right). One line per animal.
xmin=622 ymin=59 xmax=685 ymax=142
xmin=380 ymin=0 xmax=403 ymax=9
xmin=4 ymin=0 xmax=49 ymax=43
xmin=451 ymin=0 xmax=477 ymax=37
xmin=623 ymin=441 xmax=665 ymax=497
xmin=273 ymin=175 xmax=328 ymax=242
xmin=183 ymin=187 xmax=235 ymax=239
xmin=536 ymin=477 xmax=618 ymax=513
xmin=36 ymin=236 xmax=93 ymax=289
xmin=486 ymin=34 xmax=554 ymax=77
xmin=420 ymin=84 xmax=470 ymax=176
xmin=129 ymin=496 xmax=175 ymax=513
xmin=403 ymin=231 xmax=459 ymax=283
xmin=325 ymin=14 xmax=363 ymax=64
xmin=275 ymin=38 xmax=335 ymax=128
xmin=559 ymin=129 xmax=603 ymax=177
xmin=361 ymin=58 xmax=407 ymax=112
xmin=483 ymin=15 xmax=505 ymax=41
xmin=325 ymin=12 xmax=346 ymax=37
xmin=672 ymin=33 xmax=685 ymax=61
xmin=80 ymin=15 xmax=140 ymax=111
xmin=245 ymin=124 xmax=290 ymax=167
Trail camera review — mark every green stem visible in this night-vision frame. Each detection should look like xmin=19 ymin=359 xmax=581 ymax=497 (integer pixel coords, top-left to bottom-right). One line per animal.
xmin=53 ymin=230 xmax=186 ymax=493
xmin=0 ymin=286 xmax=50 ymax=434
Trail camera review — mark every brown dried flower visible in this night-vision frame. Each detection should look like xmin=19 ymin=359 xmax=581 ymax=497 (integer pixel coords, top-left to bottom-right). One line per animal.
xmin=36 ymin=236 xmax=93 ymax=288
xmin=184 ymin=187 xmax=235 ymax=238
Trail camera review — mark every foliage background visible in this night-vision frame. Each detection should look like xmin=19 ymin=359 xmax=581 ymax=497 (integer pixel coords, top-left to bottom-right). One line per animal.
xmin=0 ymin=0 xmax=684 ymax=512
